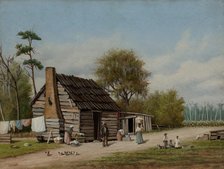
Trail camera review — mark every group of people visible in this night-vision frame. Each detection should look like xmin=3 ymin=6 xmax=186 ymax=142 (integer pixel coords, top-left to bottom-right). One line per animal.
xmin=64 ymin=122 xmax=182 ymax=149
xmin=64 ymin=122 xmax=109 ymax=147
xmin=161 ymin=133 xmax=182 ymax=149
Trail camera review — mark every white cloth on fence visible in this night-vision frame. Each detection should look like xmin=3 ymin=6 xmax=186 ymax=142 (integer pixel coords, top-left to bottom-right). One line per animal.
xmin=31 ymin=116 xmax=46 ymax=132
xmin=0 ymin=121 xmax=10 ymax=134
xmin=9 ymin=121 xmax=16 ymax=132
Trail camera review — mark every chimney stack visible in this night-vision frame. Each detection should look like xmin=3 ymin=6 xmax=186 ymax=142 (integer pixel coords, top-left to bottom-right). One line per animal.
xmin=44 ymin=67 xmax=62 ymax=119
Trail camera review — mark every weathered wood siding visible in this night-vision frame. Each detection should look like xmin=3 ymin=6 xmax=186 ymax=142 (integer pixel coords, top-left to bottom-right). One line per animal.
xmin=143 ymin=116 xmax=152 ymax=131
xmin=120 ymin=114 xmax=152 ymax=134
xmin=80 ymin=110 xmax=94 ymax=141
xmin=80 ymin=111 xmax=118 ymax=141
xmin=101 ymin=112 xmax=118 ymax=140
xmin=41 ymin=119 xmax=64 ymax=141
xmin=32 ymin=92 xmax=45 ymax=117
xmin=57 ymin=82 xmax=80 ymax=133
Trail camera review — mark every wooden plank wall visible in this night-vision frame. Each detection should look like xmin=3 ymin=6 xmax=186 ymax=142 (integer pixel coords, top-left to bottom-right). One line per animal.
xmin=57 ymin=82 xmax=80 ymax=134
xmin=32 ymin=92 xmax=45 ymax=118
xmin=32 ymin=82 xmax=81 ymax=141
xmin=80 ymin=111 xmax=119 ymax=141
xmin=41 ymin=119 xmax=64 ymax=141
xmin=80 ymin=110 xmax=94 ymax=141
xmin=32 ymin=89 xmax=64 ymax=141
xmin=101 ymin=112 xmax=118 ymax=140
xmin=144 ymin=116 xmax=152 ymax=131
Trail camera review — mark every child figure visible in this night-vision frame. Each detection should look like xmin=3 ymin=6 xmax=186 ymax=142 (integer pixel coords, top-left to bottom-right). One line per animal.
xmin=168 ymin=139 xmax=174 ymax=148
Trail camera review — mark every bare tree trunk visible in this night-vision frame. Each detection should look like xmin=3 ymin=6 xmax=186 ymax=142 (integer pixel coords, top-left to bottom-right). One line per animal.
xmin=31 ymin=64 xmax=37 ymax=95
xmin=0 ymin=47 xmax=21 ymax=119
xmin=14 ymin=81 xmax=20 ymax=120
xmin=0 ymin=103 xmax=4 ymax=121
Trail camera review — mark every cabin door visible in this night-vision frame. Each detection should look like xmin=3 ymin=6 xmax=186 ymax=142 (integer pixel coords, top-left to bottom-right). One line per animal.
xmin=93 ymin=112 xmax=101 ymax=140
xmin=128 ymin=118 xmax=134 ymax=133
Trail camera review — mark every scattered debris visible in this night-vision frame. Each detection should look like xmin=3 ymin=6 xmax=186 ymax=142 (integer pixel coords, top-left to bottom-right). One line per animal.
xmin=10 ymin=145 xmax=19 ymax=149
xmin=45 ymin=151 xmax=52 ymax=156
xmin=58 ymin=151 xmax=79 ymax=156
xmin=24 ymin=143 xmax=32 ymax=147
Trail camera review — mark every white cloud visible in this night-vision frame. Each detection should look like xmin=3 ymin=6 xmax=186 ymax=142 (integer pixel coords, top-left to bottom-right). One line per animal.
xmin=34 ymin=30 xmax=224 ymax=104
xmin=35 ymin=33 xmax=127 ymax=90
xmin=149 ymin=30 xmax=224 ymax=104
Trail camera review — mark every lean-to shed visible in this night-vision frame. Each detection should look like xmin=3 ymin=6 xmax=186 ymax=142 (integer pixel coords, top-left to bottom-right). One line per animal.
xmin=32 ymin=67 xmax=121 ymax=142
xmin=119 ymin=112 xmax=153 ymax=134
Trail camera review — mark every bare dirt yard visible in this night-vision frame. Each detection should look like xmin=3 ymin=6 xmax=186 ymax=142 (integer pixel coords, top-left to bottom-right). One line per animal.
xmin=0 ymin=126 xmax=223 ymax=169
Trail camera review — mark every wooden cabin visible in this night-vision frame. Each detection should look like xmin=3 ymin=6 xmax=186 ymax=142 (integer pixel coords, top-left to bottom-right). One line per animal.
xmin=119 ymin=112 xmax=153 ymax=134
xmin=31 ymin=67 xmax=121 ymax=142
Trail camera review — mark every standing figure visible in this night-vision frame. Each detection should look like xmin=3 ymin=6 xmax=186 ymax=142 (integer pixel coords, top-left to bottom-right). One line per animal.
xmin=135 ymin=123 xmax=144 ymax=144
xmin=101 ymin=122 xmax=109 ymax=147
xmin=64 ymin=125 xmax=74 ymax=145
xmin=163 ymin=133 xmax=168 ymax=148
xmin=117 ymin=129 xmax=124 ymax=141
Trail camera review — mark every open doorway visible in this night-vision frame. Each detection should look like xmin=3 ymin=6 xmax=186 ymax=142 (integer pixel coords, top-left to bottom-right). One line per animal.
xmin=93 ymin=112 xmax=101 ymax=140
xmin=128 ymin=118 xmax=134 ymax=133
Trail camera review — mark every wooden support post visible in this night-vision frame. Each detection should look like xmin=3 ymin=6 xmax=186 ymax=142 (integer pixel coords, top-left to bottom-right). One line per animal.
xmin=47 ymin=130 xmax=52 ymax=144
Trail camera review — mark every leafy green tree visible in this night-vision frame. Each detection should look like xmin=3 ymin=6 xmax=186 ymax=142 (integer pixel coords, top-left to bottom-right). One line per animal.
xmin=143 ymin=91 xmax=161 ymax=124
xmin=117 ymin=97 xmax=145 ymax=113
xmin=95 ymin=49 xmax=150 ymax=110
xmin=144 ymin=89 xmax=185 ymax=127
xmin=16 ymin=30 xmax=43 ymax=95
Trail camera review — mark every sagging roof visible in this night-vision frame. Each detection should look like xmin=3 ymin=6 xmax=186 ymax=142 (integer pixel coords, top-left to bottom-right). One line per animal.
xmin=32 ymin=73 xmax=121 ymax=112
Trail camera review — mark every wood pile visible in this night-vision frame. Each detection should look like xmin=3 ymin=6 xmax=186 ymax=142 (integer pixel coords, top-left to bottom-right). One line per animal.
xmin=210 ymin=129 xmax=224 ymax=140
xmin=0 ymin=134 xmax=11 ymax=144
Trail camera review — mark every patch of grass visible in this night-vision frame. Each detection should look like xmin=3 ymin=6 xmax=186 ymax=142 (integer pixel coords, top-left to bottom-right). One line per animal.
xmin=0 ymin=140 xmax=61 ymax=158
xmin=76 ymin=140 xmax=224 ymax=169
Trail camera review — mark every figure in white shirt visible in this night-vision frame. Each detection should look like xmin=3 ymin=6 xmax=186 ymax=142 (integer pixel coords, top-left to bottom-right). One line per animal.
xmin=175 ymin=136 xmax=182 ymax=149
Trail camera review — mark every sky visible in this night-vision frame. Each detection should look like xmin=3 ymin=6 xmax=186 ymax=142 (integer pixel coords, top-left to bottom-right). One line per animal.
xmin=0 ymin=0 xmax=224 ymax=105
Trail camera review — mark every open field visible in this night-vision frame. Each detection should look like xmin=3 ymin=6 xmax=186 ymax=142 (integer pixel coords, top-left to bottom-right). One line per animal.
xmin=0 ymin=126 xmax=223 ymax=169
xmin=43 ymin=140 xmax=224 ymax=169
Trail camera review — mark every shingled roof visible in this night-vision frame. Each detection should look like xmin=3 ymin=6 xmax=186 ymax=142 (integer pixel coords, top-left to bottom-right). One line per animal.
xmin=32 ymin=73 xmax=121 ymax=112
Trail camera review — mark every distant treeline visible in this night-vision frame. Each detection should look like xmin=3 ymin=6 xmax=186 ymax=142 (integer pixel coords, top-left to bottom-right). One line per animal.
xmin=184 ymin=103 xmax=224 ymax=121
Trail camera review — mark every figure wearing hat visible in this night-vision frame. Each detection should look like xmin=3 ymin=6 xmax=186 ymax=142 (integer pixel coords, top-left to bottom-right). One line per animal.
xmin=101 ymin=122 xmax=109 ymax=147
xmin=64 ymin=125 xmax=74 ymax=145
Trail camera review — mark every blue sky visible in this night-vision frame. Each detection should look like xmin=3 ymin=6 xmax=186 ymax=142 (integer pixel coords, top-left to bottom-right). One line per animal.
xmin=0 ymin=0 xmax=224 ymax=104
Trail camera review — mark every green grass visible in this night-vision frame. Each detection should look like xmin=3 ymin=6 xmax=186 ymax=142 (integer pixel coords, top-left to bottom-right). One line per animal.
xmin=2 ymin=139 xmax=224 ymax=169
xmin=74 ymin=140 xmax=224 ymax=169
xmin=0 ymin=140 xmax=61 ymax=158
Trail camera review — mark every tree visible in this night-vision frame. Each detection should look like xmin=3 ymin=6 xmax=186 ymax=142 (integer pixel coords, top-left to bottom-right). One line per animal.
xmin=0 ymin=47 xmax=32 ymax=120
xmin=144 ymin=89 xmax=185 ymax=127
xmin=16 ymin=30 xmax=43 ymax=95
xmin=0 ymin=47 xmax=20 ymax=120
xmin=143 ymin=91 xmax=161 ymax=123
xmin=95 ymin=49 xmax=150 ymax=109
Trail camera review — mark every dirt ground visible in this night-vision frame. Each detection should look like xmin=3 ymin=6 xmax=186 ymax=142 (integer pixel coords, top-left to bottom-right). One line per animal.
xmin=0 ymin=126 xmax=223 ymax=169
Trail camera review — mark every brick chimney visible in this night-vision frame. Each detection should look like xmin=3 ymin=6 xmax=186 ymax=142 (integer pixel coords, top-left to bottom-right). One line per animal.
xmin=44 ymin=67 xmax=62 ymax=119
